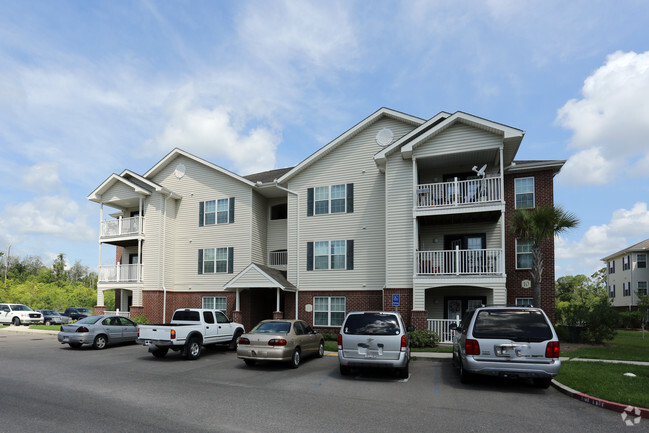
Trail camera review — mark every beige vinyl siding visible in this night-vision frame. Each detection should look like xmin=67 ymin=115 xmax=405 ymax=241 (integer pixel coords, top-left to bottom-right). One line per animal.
xmin=287 ymin=117 xmax=415 ymax=291
xmin=607 ymin=253 xmax=649 ymax=307
xmin=413 ymin=123 xmax=502 ymax=159
xmin=101 ymin=181 xmax=143 ymax=203
xmin=142 ymin=193 xmax=162 ymax=291
xmin=418 ymin=220 xmax=503 ymax=251
xmin=251 ymin=191 xmax=267 ymax=265
xmin=233 ymin=267 xmax=275 ymax=287
xmin=150 ymin=155 xmax=253 ymax=292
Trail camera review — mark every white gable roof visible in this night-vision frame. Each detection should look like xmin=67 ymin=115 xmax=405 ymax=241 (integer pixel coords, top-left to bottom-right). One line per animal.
xmin=87 ymin=173 xmax=152 ymax=203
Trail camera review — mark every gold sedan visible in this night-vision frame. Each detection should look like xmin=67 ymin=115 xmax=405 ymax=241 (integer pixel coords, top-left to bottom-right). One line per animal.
xmin=237 ymin=319 xmax=325 ymax=368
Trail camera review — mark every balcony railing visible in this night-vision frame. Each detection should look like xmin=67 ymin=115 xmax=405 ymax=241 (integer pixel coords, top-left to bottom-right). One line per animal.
xmin=417 ymin=248 xmax=503 ymax=275
xmin=269 ymin=250 xmax=288 ymax=267
xmin=428 ymin=318 xmax=460 ymax=343
xmin=99 ymin=264 xmax=143 ymax=283
xmin=416 ymin=176 xmax=501 ymax=208
xmin=100 ymin=216 xmax=144 ymax=238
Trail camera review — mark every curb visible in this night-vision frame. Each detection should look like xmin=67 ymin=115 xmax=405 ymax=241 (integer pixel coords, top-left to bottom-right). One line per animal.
xmin=551 ymin=379 xmax=649 ymax=420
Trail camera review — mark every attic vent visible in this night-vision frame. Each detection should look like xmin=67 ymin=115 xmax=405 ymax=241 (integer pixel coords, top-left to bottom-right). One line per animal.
xmin=376 ymin=128 xmax=394 ymax=147
xmin=174 ymin=163 xmax=186 ymax=179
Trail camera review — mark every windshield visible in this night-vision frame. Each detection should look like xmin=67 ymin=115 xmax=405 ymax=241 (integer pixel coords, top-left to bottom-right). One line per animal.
xmin=10 ymin=305 xmax=32 ymax=311
xmin=75 ymin=316 xmax=102 ymax=325
xmin=251 ymin=322 xmax=291 ymax=334
xmin=343 ymin=313 xmax=401 ymax=335
xmin=77 ymin=308 xmax=92 ymax=314
xmin=472 ymin=310 xmax=553 ymax=342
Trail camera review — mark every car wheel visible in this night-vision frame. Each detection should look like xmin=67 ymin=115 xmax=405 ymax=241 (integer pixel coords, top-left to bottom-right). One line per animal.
xmin=93 ymin=334 xmax=108 ymax=350
xmin=459 ymin=359 xmax=473 ymax=384
xmin=533 ymin=378 xmax=552 ymax=389
xmin=244 ymin=359 xmax=256 ymax=367
xmin=12 ymin=317 xmax=20 ymax=326
xmin=317 ymin=340 xmax=325 ymax=358
xmin=339 ymin=365 xmax=351 ymax=376
xmin=151 ymin=347 xmax=169 ymax=359
xmin=229 ymin=329 xmax=243 ymax=351
xmin=68 ymin=343 xmax=82 ymax=349
xmin=184 ymin=338 xmax=201 ymax=360
xmin=44 ymin=320 xmax=51 ymax=326
xmin=397 ymin=363 xmax=409 ymax=379
xmin=290 ymin=348 xmax=301 ymax=369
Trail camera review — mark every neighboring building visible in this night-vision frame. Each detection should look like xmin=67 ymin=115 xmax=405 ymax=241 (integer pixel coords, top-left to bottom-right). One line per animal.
xmin=602 ymin=239 xmax=649 ymax=311
xmin=87 ymin=108 xmax=564 ymax=336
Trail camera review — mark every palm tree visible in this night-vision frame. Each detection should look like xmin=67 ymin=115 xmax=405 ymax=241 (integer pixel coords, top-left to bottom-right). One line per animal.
xmin=509 ymin=205 xmax=579 ymax=309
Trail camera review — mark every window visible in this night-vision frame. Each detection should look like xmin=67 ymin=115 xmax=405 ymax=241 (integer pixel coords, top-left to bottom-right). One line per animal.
xmin=314 ymin=296 xmax=345 ymax=327
xmin=203 ymin=296 xmax=227 ymax=311
xmin=516 ymin=239 xmax=533 ymax=269
xmin=515 ymin=298 xmax=533 ymax=307
xmin=515 ymin=177 xmax=534 ymax=209
xmin=638 ymin=281 xmax=648 ymax=296
xmin=623 ymin=282 xmax=631 ymax=297
xmin=609 ymin=285 xmax=615 ymax=298
xmin=270 ymin=203 xmax=287 ymax=220
xmin=307 ymin=184 xmax=353 ymax=216
xmin=623 ymin=255 xmax=630 ymax=271
xmin=314 ymin=240 xmax=346 ymax=270
xmin=199 ymin=198 xmax=234 ymax=226
xmin=608 ymin=260 xmax=615 ymax=274
xmin=637 ymin=254 xmax=647 ymax=269
xmin=198 ymin=247 xmax=233 ymax=274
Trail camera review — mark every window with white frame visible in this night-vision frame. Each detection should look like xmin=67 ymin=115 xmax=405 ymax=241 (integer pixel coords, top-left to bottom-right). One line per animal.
xmin=609 ymin=285 xmax=615 ymax=298
xmin=638 ymin=281 xmax=648 ymax=296
xmin=623 ymin=282 xmax=631 ymax=296
xmin=202 ymin=198 xmax=230 ymax=225
xmin=314 ymin=240 xmax=346 ymax=270
xmin=516 ymin=239 xmax=533 ymax=269
xmin=515 ymin=298 xmax=533 ymax=307
xmin=202 ymin=248 xmax=228 ymax=273
xmin=638 ymin=254 xmax=647 ymax=269
xmin=203 ymin=296 xmax=227 ymax=311
xmin=313 ymin=296 xmax=345 ymax=326
xmin=314 ymin=184 xmax=346 ymax=215
xmin=608 ymin=260 xmax=615 ymax=274
xmin=623 ymin=255 xmax=630 ymax=271
xmin=515 ymin=177 xmax=534 ymax=209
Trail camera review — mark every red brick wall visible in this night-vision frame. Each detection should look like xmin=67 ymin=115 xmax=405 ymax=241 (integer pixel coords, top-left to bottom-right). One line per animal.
xmin=504 ymin=169 xmax=557 ymax=322
xmin=383 ymin=288 xmax=414 ymax=327
xmin=140 ymin=291 xmax=238 ymax=324
xmin=297 ymin=290 xmax=383 ymax=334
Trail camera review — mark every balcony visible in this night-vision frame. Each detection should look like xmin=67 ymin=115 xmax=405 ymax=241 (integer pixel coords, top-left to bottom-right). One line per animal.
xmin=416 ymin=176 xmax=501 ymax=210
xmin=417 ymin=248 xmax=503 ymax=276
xmin=268 ymin=250 xmax=287 ymax=269
xmin=99 ymin=264 xmax=143 ymax=283
xmin=100 ymin=216 xmax=144 ymax=238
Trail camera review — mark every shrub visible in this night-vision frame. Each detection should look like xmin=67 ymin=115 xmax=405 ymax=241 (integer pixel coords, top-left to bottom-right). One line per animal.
xmin=408 ymin=329 xmax=440 ymax=348
xmin=582 ymin=298 xmax=619 ymax=344
xmin=131 ymin=315 xmax=150 ymax=325
xmin=619 ymin=311 xmax=644 ymax=329
xmin=320 ymin=332 xmax=338 ymax=341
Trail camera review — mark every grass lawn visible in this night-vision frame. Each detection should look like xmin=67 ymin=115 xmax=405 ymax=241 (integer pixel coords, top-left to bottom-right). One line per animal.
xmin=29 ymin=324 xmax=62 ymax=331
xmin=563 ymin=330 xmax=649 ymax=362
xmin=556 ymin=361 xmax=649 ymax=409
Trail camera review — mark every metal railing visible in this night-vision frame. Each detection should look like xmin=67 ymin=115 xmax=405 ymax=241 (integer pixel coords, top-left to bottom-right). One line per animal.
xmin=104 ymin=310 xmax=131 ymax=318
xmin=98 ymin=264 xmax=142 ymax=283
xmin=100 ymin=216 xmax=144 ymax=237
xmin=416 ymin=176 xmax=501 ymax=208
xmin=428 ymin=317 xmax=460 ymax=343
xmin=269 ymin=250 xmax=288 ymax=267
xmin=417 ymin=248 xmax=503 ymax=275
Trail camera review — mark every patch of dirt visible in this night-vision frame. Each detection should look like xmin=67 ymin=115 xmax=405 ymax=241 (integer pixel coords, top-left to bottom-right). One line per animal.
xmin=560 ymin=342 xmax=613 ymax=353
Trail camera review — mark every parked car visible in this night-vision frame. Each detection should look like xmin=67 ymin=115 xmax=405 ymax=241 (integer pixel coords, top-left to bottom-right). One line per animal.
xmin=0 ymin=303 xmax=43 ymax=326
xmin=337 ymin=311 xmax=413 ymax=378
xmin=38 ymin=310 xmax=70 ymax=326
xmin=237 ymin=319 xmax=325 ymax=368
xmin=58 ymin=315 xmax=138 ymax=350
xmin=61 ymin=307 xmax=93 ymax=321
xmin=450 ymin=306 xmax=561 ymax=388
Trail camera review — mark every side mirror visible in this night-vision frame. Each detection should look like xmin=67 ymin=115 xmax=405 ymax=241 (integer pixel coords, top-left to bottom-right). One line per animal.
xmin=406 ymin=326 xmax=415 ymax=332
xmin=449 ymin=323 xmax=458 ymax=331
xmin=313 ymin=329 xmax=319 ymax=334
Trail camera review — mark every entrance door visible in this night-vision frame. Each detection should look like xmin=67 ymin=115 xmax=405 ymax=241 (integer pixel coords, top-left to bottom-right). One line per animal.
xmin=444 ymin=296 xmax=488 ymax=319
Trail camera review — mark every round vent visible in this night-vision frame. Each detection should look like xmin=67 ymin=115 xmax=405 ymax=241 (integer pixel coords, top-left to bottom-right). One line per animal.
xmin=174 ymin=163 xmax=186 ymax=179
xmin=376 ymin=128 xmax=394 ymax=147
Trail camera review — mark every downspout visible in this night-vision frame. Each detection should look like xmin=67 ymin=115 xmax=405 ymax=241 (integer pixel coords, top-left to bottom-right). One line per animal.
xmin=500 ymin=147 xmax=505 ymax=277
xmin=273 ymin=183 xmax=299 ymax=320
xmin=161 ymin=193 xmax=169 ymax=322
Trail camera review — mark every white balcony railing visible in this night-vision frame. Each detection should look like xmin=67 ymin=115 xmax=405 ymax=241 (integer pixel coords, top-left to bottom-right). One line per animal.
xmin=104 ymin=310 xmax=131 ymax=318
xmin=98 ymin=264 xmax=143 ymax=283
xmin=428 ymin=318 xmax=460 ymax=343
xmin=416 ymin=176 xmax=501 ymax=208
xmin=100 ymin=216 xmax=144 ymax=238
xmin=417 ymin=248 xmax=503 ymax=275
xmin=269 ymin=250 xmax=288 ymax=267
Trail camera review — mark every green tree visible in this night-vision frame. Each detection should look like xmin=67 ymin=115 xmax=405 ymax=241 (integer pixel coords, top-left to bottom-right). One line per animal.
xmin=52 ymin=253 xmax=66 ymax=284
xmin=509 ymin=205 xmax=580 ymax=309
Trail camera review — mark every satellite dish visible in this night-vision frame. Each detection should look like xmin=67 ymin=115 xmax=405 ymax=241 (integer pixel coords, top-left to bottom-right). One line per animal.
xmin=376 ymin=128 xmax=394 ymax=147
xmin=472 ymin=164 xmax=487 ymax=177
xmin=174 ymin=163 xmax=186 ymax=179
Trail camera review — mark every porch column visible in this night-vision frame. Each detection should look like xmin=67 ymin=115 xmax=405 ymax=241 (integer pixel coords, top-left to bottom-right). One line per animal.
xmin=500 ymin=146 xmax=505 ymax=274
xmin=236 ymin=288 xmax=241 ymax=311
xmin=276 ymin=287 xmax=281 ymax=311
xmin=97 ymin=288 xmax=105 ymax=307
xmin=412 ymin=157 xmax=418 ymax=277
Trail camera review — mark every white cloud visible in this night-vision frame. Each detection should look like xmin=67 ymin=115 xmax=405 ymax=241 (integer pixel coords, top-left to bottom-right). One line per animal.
xmin=557 ymin=50 xmax=649 ymax=185
xmin=22 ymin=162 xmax=61 ymax=193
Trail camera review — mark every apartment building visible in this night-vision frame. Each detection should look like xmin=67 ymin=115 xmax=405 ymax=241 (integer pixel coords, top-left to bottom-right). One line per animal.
xmin=602 ymin=239 xmax=649 ymax=310
xmin=88 ymin=108 xmax=564 ymax=336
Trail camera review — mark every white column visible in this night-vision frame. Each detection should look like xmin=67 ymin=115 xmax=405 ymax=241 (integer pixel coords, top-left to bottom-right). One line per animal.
xmin=236 ymin=288 xmax=241 ymax=311
xmin=276 ymin=287 xmax=281 ymax=311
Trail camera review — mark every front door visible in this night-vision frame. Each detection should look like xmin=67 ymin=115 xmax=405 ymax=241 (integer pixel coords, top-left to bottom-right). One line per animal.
xmin=444 ymin=296 xmax=488 ymax=319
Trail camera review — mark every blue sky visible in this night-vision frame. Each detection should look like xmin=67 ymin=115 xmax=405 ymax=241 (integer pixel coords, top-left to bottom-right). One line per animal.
xmin=1 ymin=0 xmax=649 ymax=278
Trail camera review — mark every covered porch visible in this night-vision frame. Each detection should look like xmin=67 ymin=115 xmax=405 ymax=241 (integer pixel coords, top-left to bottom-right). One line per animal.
xmin=95 ymin=287 xmax=138 ymax=318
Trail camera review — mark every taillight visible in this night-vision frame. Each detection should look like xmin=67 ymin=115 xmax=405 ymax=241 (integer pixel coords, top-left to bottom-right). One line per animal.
xmin=238 ymin=337 xmax=250 ymax=345
xmin=76 ymin=326 xmax=89 ymax=333
xmin=170 ymin=329 xmax=176 ymax=340
xmin=337 ymin=334 xmax=343 ymax=350
xmin=60 ymin=326 xmax=64 ymax=332
xmin=268 ymin=339 xmax=287 ymax=346
xmin=137 ymin=328 xmax=140 ymax=337
xmin=465 ymin=339 xmax=480 ymax=355
xmin=545 ymin=341 xmax=560 ymax=358
xmin=400 ymin=335 xmax=407 ymax=352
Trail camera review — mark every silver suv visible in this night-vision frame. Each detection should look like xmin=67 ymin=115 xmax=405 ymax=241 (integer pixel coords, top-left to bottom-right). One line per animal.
xmin=451 ymin=306 xmax=560 ymax=388
xmin=338 ymin=311 xmax=413 ymax=378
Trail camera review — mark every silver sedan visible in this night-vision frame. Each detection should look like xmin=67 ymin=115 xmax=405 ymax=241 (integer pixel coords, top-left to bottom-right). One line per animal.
xmin=58 ymin=315 xmax=138 ymax=350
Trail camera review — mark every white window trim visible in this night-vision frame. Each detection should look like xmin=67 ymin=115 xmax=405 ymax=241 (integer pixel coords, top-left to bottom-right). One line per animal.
xmin=313 ymin=296 xmax=346 ymax=327
xmin=515 ymin=298 xmax=533 ymax=307
xmin=202 ymin=296 xmax=227 ymax=311
xmin=202 ymin=247 xmax=229 ymax=273
xmin=314 ymin=240 xmax=346 ymax=270
xmin=514 ymin=177 xmax=535 ymax=209
xmin=637 ymin=253 xmax=647 ymax=268
xmin=314 ymin=184 xmax=346 ymax=215
xmin=515 ymin=239 xmax=533 ymax=270
xmin=638 ymin=281 xmax=648 ymax=296
xmin=204 ymin=198 xmax=230 ymax=225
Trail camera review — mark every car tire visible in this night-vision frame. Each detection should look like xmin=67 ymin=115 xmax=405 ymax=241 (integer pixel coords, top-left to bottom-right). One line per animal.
xmin=316 ymin=340 xmax=325 ymax=358
xmin=184 ymin=338 xmax=201 ymax=360
xmin=459 ymin=359 xmax=473 ymax=384
xmin=339 ymin=365 xmax=351 ymax=376
xmin=244 ymin=359 xmax=256 ymax=367
xmin=44 ymin=320 xmax=51 ymax=326
xmin=533 ymin=378 xmax=552 ymax=389
xmin=93 ymin=334 xmax=108 ymax=350
xmin=68 ymin=342 xmax=82 ymax=349
xmin=151 ymin=347 xmax=169 ymax=359
xmin=229 ymin=329 xmax=243 ymax=351
xmin=397 ymin=363 xmax=409 ymax=379
xmin=289 ymin=348 xmax=301 ymax=369
xmin=12 ymin=317 xmax=20 ymax=326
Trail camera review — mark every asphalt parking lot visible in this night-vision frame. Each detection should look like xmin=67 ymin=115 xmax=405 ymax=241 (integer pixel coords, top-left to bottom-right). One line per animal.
xmin=0 ymin=329 xmax=630 ymax=432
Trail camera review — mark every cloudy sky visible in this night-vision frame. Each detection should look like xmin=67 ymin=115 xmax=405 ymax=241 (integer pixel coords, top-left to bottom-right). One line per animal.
xmin=1 ymin=0 xmax=648 ymax=277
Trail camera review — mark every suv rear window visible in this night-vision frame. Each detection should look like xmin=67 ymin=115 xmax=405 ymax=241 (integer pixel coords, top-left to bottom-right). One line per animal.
xmin=343 ymin=313 xmax=400 ymax=335
xmin=472 ymin=309 xmax=552 ymax=342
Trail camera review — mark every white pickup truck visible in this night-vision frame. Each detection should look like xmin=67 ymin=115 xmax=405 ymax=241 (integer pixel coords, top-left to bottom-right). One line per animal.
xmin=136 ymin=308 xmax=244 ymax=360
